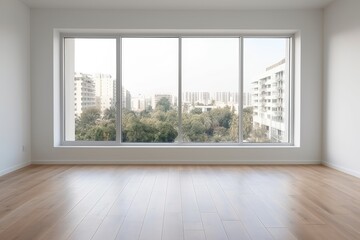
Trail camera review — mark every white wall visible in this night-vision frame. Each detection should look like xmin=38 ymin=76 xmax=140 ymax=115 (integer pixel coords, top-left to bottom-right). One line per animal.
xmin=323 ymin=0 xmax=360 ymax=176
xmin=30 ymin=9 xmax=323 ymax=164
xmin=0 ymin=0 xmax=31 ymax=175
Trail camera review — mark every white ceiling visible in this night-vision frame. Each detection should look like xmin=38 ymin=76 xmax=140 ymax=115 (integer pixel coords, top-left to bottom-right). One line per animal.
xmin=21 ymin=0 xmax=335 ymax=10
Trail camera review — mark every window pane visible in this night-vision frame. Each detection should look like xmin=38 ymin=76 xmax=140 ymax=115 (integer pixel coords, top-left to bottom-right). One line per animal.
xmin=243 ymin=38 xmax=290 ymax=143
xmin=182 ymin=38 xmax=239 ymax=143
xmin=64 ymin=38 xmax=117 ymax=141
xmin=121 ymin=38 xmax=179 ymax=143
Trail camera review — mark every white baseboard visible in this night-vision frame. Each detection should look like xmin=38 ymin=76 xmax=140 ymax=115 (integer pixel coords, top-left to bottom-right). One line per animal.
xmin=323 ymin=161 xmax=360 ymax=179
xmin=32 ymin=159 xmax=321 ymax=165
xmin=0 ymin=161 xmax=31 ymax=177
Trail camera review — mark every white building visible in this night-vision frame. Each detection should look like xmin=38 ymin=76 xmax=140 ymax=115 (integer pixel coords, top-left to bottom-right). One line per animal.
xmin=252 ymin=59 xmax=289 ymax=142
xmin=93 ymin=73 xmax=115 ymax=113
xmin=243 ymin=92 xmax=252 ymax=108
xmin=131 ymin=94 xmax=147 ymax=112
xmin=122 ymin=87 xmax=131 ymax=110
xmin=182 ymin=92 xmax=210 ymax=105
xmin=74 ymin=73 xmax=96 ymax=117
xmin=211 ymin=92 xmax=238 ymax=105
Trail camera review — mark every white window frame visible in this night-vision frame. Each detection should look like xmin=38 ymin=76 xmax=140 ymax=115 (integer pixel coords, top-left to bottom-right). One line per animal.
xmin=59 ymin=33 xmax=295 ymax=147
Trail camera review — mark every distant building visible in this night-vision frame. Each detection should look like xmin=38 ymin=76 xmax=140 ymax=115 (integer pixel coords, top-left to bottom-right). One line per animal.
xmin=74 ymin=73 xmax=96 ymax=117
xmin=251 ymin=59 xmax=289 ymax=142
xmin=211 ymin=92 xmax=238 ymax=105
xmin=93 ymin=73 xmax=115 ymax=113
xmin=131 ymin=94 xmax=147 ymax=112
xmin=243 ymin=92 xmax=252 ymax=108
xmin=122 ymin=87 xmax=131 ymax=110
xmin=182 ymin=92 xmax=210 ymax=105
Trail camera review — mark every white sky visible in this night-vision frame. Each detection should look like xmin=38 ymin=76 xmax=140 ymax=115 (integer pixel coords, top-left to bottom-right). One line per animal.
xmin=73 ymin=37 xmax=287 ymax=97
xmin=243 ymin=38 xmax=287 ymax=92
xmin=74 ymin=38 xmax=116 ymax=77
xmin=122 ymin=38 xmax=178 ymax=97
xmin=182 ymin=38 xmax=239 ymax=93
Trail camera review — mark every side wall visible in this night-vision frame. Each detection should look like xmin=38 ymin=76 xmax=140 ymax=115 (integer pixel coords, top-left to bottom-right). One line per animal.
xmin=30 ymin=9 xmax=323 ymax=164
xmin=323 ymin=0 xmax=360 ymax=176
xmin=0 ymin=0 xmax=31 ymax=175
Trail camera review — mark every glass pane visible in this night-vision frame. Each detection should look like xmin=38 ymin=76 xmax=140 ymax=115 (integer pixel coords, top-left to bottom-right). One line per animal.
xmin=121 ymin=38 xmax=179 ymax=143
xmin=182 ymin=38 xmax=239 ymax=143
xmin=64 ymin=38 xmax=117 ymax=141
xmin=243 ymin=38 xmax=290 ymax=143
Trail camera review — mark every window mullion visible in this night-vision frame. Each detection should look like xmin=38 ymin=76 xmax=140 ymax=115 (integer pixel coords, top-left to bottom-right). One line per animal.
xmin=239 ymin=37 xmax=244 ymax=144
xmin=117 ymin=36 xmax=122 ymax=144
xmin=178 ymin=37 xmax=183 ymax=143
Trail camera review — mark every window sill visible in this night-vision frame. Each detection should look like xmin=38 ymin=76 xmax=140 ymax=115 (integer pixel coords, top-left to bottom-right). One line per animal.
xmin=55 ymin=144 xmax=298 ymax=149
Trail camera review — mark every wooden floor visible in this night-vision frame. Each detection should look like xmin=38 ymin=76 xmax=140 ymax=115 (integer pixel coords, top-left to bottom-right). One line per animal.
xmin=0 ymin=165 xmax=360 ymax=240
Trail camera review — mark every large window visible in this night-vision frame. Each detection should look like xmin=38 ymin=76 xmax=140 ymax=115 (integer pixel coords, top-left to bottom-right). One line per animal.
xmin=243 ymin=38 xmax=291 ymax=143
xmin=121 ymin=38 xmax=179 ymax=143
xmin=182 ymin=38 xmax=239 ymax=143
xmin=62 ymin=35 xmax=293 ymax=146
xmin=63 ymin=38 xmax=117 ymax=142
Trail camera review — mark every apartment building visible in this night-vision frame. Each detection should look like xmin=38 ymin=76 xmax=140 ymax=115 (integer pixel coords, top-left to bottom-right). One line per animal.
xmin=74 ymin=73 xmax=96 ymax=117
xmin=252 ymin=59 xmax=289 ymax=142
xmin=93 ymin=73 xmax=116 ymax=113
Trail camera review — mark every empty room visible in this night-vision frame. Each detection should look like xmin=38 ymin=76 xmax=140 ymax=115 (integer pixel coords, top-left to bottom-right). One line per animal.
xmin=1 ymin=0 xmax=360 ymax=239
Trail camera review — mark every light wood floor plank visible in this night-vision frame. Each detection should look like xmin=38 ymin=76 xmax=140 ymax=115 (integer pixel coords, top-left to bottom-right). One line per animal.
xmin=201 ymin=213 xmax=229 ymax=240
xmin=180 ymin=168 xmax=203 ymax=231
xmin=114 ymin=171 xmax=156 ymax=240
xmin=0 ymin=165 xmax=359 ymax=240
xmin=223 ymin=221 xmax=251 ymax=240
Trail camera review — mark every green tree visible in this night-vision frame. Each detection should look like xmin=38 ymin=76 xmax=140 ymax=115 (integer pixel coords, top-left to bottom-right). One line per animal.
xmin=103 ymin=107 xmax=116 ymax=121
xmin=75 ymin=107 xmax=101 ymax=140
xmin=123 ymin=119 xmax=158 ymax=142
xmin=182 ymin=113 xmax=211 ymax=142
xmin=209 ymin=107 xmax=232 ymax=129
xmin=156 ymin=97 xmax=171 ymax=112
xmin=249 ymin=126 xmax=270 ymax=143
xmin=75 ymin=107 xmax=118 ymax=141
xmin=96 ymin=120 xmax=116 ymax=141
xmin=242 ymin=107 xmax=253 ymax=140
xmin=229 ymin=115 xmax=239 ymax=142
xmin=190 ymin=108 xmax=203 ymax=115
xmin=155 ymin=122 xmax=178 ymax=142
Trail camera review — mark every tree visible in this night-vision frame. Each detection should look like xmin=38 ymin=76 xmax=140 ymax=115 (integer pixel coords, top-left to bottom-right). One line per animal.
xmin=209 ymin=107 xmax=232 ymax=129
xmin=242 ymin=107 xmax=253 ymax=140
xmin=156 ymin=97 xmax=171 ymax=112
xmin=123 ymin=120 xmax=158 ymax=142
xmin=121 ymin=109 xmax=178 ymax=143
xmin=155 ymin=122 xmax=178 ymax=142
xmin=229 ymin=114 xmax=239 ymax=142
xmin=182 ymin=113 xmax=211 ymax=142
xmin=190 ymin=108 xmax=203 ymax=115
xmin=75 ymin=107 xmax=101 ymax=140
xmin=103 ymin=107 xmax=116 ymax=121
xmin=75 ymin=106 xmax=118 ymax=141
xmin=95 ymin=120 xmax=116 ymax=141
xmin=248 ymin=126 xmax=270 ymax=143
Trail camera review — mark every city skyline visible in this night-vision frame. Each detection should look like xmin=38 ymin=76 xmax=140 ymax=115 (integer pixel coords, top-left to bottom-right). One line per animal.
xmin=73 ymin=72 xmax=251 ymax=115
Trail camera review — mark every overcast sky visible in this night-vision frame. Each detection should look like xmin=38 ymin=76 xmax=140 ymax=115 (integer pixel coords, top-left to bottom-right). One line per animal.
xmin=73 ymin=37 xmax=287 ymax=97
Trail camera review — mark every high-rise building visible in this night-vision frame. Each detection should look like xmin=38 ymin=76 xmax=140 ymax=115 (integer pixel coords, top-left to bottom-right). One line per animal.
xmin=74 ymin=73 xmax=96 ymax=117
xmin=131 ymin=94 xmax=146 ymax=112
xmin=182 ymin=92 xmax=210 ymax=105
xmin=251 ymin=59 xmax=288 ymax=142
xmin=122 ymin=87 xmax=132 ymax=110
xmin=211 ymin=92 xmax=238 ymax=105
xmin=243 ymin=92 xmax=252 ymax=107
xmin=93 ymin=73 xmax=115 ymax=113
